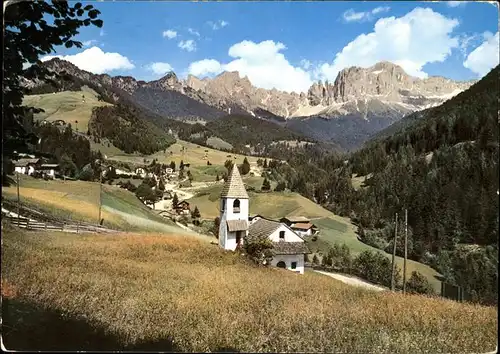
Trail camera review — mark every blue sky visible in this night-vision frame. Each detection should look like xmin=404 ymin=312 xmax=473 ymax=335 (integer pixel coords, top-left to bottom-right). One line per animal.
xmin=42 ymin=1 xmax=499 ymax=93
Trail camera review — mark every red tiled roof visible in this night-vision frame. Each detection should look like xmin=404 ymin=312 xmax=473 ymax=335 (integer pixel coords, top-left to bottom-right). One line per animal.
xmin=292 ymin=223 xmax=314 ymax=230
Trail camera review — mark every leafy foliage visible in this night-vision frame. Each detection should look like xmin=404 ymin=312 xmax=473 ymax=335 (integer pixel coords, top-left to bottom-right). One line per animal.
xmin=406 ymin=271 xmax=436 ymax=296
xmin=3 ymin=0 xmax=103 ymax=156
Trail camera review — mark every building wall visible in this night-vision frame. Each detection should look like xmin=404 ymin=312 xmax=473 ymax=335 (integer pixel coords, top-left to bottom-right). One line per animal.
xmin=294 ymin=228 xmax=312 ymax=237
xmin=222 ymin=197 xmax=249 ymax=221
xmin=14 ymin=167 xmax=26 ymax=174
xmin=271 ymin=254 xmax=305 ymax=274
xmin=219 ymin=197 xmax=249 ymax=251
xmin=268 ymin=225 xmax=304 ymax=243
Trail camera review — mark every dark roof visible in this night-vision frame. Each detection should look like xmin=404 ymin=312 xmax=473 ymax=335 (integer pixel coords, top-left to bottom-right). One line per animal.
xmin=272 ymin=241 xmax=310 ymax=255
xmin=280 ymin=216 xmax=310 ymax=223
xmin=14 ymin=158 xmax=40 ymax=167
xmin=227 ymin=219 xmax=248 ymax=232
xmin=247 ymin=218 xmax=281 ymax=242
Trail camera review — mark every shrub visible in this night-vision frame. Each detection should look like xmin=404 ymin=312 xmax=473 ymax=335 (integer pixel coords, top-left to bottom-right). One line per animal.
xmin=353 ymin=250 xmax=401 ymax=288
xmin=406 ymin=271 xmax=436 ymax=296
xmin=243 ymin=238 xmax=273 ymax=265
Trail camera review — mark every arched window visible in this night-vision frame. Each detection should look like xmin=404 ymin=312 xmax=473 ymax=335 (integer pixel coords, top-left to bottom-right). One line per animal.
xmin=233 ymin=199 xmax=240 ymax=213
xmin=276 ymin=261 xmax=286 ymax=269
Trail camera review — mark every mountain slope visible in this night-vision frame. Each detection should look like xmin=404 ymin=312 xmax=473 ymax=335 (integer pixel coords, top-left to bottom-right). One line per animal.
xmin=348 ymin=65 xmax=499 ymax=305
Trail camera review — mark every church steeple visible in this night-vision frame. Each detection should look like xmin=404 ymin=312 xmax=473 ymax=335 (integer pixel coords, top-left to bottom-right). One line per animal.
xmin=218 ymin=165 xmax=249 ymax=251
xmin=221 ymin=165 xmax=249 ymax=199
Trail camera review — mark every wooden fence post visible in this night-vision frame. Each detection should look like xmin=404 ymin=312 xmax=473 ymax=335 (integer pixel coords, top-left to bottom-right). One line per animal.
xmin=27 ymin=219 xmax=30 ymax=230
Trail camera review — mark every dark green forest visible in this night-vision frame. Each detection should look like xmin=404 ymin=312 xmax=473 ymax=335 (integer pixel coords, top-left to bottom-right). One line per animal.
xmin=89 ymin=105 xmax=175 ymax=154
xmin=263 ymin=66 xmax=499 ymax=305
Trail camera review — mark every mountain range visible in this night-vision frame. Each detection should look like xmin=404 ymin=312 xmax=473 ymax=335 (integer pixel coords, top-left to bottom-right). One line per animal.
xmin=24 ymin=58 xmax=475 ymax=151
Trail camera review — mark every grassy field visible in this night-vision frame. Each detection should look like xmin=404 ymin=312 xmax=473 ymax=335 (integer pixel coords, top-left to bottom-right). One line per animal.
xmin=188 ymin=184 xmax=327 ymax=220
xmin=22 ymin=87 xmax=112 ymax=133
xmin=1 ymin=174 xmax=188 ymax=234
xmin=108 ymin=139 xmax=261 ymax=167
xmin=351 ymin=173 xmax=372 ymax=191
xmin=2 ymin=228 xmax=497 ymax=352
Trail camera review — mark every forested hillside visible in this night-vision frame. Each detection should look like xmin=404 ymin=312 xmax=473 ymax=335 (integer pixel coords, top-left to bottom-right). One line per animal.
xmin=89 ymin=105 xmax=175 ymax=154
xmin=262 ymin=66 xmax=499 ymax=305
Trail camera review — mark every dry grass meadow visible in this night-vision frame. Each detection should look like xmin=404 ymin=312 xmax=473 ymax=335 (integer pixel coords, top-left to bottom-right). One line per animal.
xmin=22 ymin=87 xmax=112 ymax=133
xmin=2 ymin=227 xmax=497 ymax=353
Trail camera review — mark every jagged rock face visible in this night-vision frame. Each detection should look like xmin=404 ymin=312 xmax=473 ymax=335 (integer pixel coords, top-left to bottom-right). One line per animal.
xmin=184 ymin=61 xmax=474 ymax=119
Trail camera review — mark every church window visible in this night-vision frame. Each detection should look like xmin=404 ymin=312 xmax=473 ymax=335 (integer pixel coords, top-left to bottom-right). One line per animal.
xmin=279 ymin=231 xmax=285 ymax=240
xmin=291 ymin=262 xmax=297 ymax=270
xmin=233 ymin=199 xmax=240 ymax=213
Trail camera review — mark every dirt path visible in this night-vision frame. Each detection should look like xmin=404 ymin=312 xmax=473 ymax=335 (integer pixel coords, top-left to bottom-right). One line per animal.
xmin=314 ymin=270 xmax=387 ymax=292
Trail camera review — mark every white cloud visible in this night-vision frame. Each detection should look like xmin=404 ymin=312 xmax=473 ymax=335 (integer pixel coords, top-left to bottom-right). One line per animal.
xmin=187 ymin=28 xmax=200 ymax=37
xmin=320 ymin=7 xmax=460 ymax=79
xmin=162 ymin=30 xmax=177 ymax=39
xmin=178 ymin=39 xmax=196 ymax=52
xmin=40 ymin=46 xmax=135 ymax=74
xmin=207 ymin=20 xmax=229 ymax=30
xmin=188 ymin=59 xmax=222 ymax=77
xmin=342 ymin=6 xmax=390 ymax=23
xmin=187 ymin=40 xmax=313 ymax=93
xmin=148 ymin=62 xmax=174 ymax=75
xmin=82 ymin=39 xmax=98 ymax=47
xmin=463 ymin=32 xmax=499 ymax=77
xmin=447 ymin=1 xmax=466 ymax=7
xmin=300 ymin=59 xmax=312 ymax=70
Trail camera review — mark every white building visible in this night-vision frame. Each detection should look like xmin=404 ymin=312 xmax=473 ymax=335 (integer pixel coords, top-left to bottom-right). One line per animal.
xmin=135 ymin=167 xmax=146 ymax=178
xmin=218 ymin=166 xmax=249 ymax=251
xmin=218 ymin=166 xmax=309 ymax=274
xmin=39 ymin=164 xmax=59 ymax=179
xmin=248 ymin=218 xmax=309 ymax=274
xmin=13 ymin=158 xmax=40 ymax=175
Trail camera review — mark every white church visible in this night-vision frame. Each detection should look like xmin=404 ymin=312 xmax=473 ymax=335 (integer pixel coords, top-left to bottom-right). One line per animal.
xmin=218 ymin=166 xmax=310 ymax=274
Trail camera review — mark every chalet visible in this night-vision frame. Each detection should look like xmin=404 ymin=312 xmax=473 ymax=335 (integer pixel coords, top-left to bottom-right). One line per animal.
xmin=135 ymin=167 xmax=146 ymax=178
xmin=14 ymin=158 xmax=40 ymax=175
xmin=219 ymin=166 xmax=310 ymax=274
xmin=280 ymin=216 xmax=318 ymax=236
xmin=174 ymin=200 xmax=190 ymax=215
xmin=38 ymin=164 xmax=59 ymax=179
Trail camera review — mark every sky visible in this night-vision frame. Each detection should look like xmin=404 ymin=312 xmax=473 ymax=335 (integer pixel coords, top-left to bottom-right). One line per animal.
xmin=40 ymin=1 xmax=500 ymax=93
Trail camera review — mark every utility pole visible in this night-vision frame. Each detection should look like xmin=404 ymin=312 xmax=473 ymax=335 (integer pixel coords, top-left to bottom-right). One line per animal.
xmin=403 ymin=208 xmax=408 ymax=294
xmin=98 ymin=162 xmax=102 ymax=225
xmin=391 ymin=213 xmax=398 ymax=291
xmin=16 ymin=172 xmax=20 ymax=227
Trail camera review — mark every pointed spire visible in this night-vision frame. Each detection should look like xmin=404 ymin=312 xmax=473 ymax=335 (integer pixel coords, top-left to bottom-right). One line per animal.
xmin=221 ymin=165 xmax=249 ymax=199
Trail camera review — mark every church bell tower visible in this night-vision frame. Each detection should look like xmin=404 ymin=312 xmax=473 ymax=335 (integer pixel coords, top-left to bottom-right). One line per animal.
xmin=219 ymin=165 xmax=249 ymax=250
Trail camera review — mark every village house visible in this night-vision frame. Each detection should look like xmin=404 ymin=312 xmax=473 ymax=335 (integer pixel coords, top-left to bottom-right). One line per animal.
xmin=280 ymin=216 xmax=318 ymax=237
xmin=135 ymin=167 xmax=146 ymax=178
xmin=14 ymin=158 xmax=40 ymax=175
xmin=174 ymin=200 xmax=190 ymax=215
xmin=38 ymin=163 xmax=59 ymax=179
xmin=219 ymin=166 xmax=310 ymax=274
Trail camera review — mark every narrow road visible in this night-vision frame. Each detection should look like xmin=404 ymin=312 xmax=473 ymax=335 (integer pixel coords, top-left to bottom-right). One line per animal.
xmin=314 ymin=270 xmax=387 ymax=292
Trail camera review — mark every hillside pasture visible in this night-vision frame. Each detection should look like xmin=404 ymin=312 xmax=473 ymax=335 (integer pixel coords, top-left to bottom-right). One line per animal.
xmin=1 ymin=174 xmax=188 ymax=234
xmin=311 ymin=217 xmax=442 ymax=292
xmin=22 ymin=87 xmax=112 ymax=133
xmin=2 ymin=229 xmax=497 ymax=352
xmin=108 ymin=139 xmax=260 ymax=168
